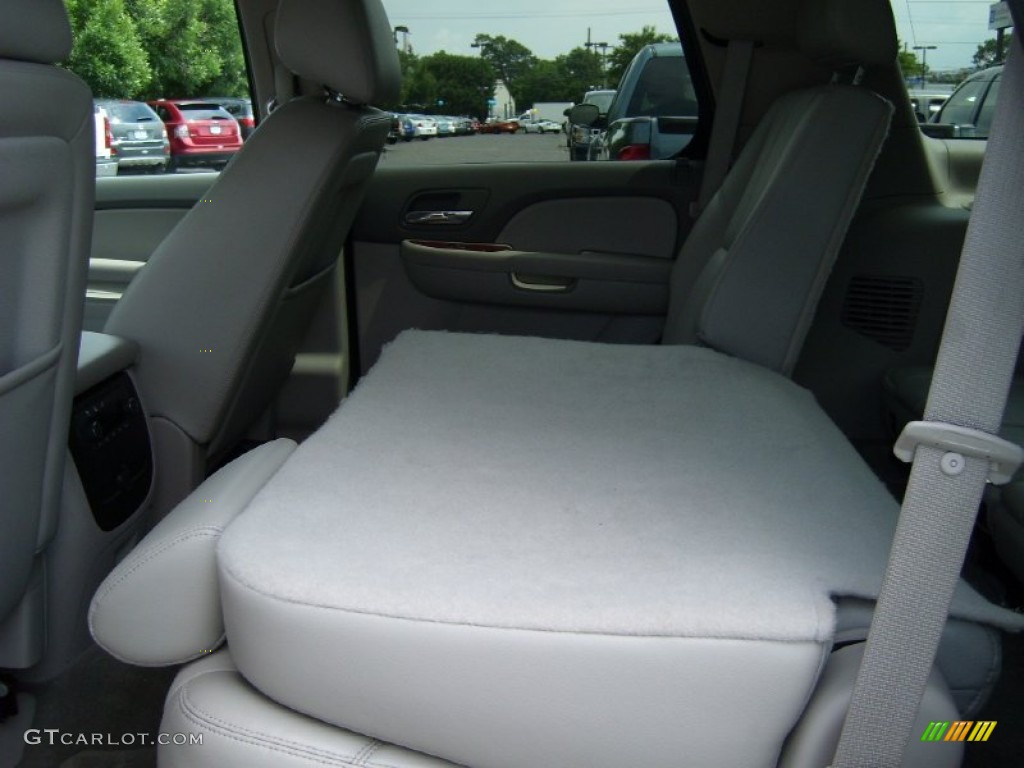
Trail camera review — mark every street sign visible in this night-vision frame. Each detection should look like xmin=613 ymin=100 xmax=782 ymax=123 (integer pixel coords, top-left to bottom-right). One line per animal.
xmin=989 ymin=1 xmax=1011 ymax=30
xmin=487 ymin=98 xmax=496 ymax=106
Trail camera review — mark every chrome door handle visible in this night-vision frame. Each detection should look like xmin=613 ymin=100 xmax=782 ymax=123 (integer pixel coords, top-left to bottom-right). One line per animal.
xmin=510 ymin=273 xmax=576 ymax=293
xmin=404 ymin=210 xmax=474 ymax=226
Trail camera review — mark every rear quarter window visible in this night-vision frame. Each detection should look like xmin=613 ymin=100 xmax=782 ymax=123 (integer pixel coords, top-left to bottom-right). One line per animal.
xmin=626 ymin=56 xmax=697 ymax=118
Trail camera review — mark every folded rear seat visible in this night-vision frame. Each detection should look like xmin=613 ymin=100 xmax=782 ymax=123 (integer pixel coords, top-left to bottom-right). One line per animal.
xmin=210 ymin=331 xmax=1022 ymax=768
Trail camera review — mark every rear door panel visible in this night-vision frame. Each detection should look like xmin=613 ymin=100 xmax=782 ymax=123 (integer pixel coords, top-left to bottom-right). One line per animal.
xmin=88 ymin=175 xmax=214 ymax=330
xmin=350 ymin=160 xmax=700 ymax=372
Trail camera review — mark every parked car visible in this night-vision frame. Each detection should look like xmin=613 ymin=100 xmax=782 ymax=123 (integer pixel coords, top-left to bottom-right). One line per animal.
xmin=479 ymin=117 xmax=520 ymax=134
xmin=598 ymin=43 xmax=698 ymax=161
xmin=149 ymin=99 xmax=243 ymax=171
xmin=907 ymin=89 xmax=950 ymax=122
xmin=568 ymin=88 xmax=615 ymax=160
xmin=92 ymin=103 xmax=118 ymax=178
xmin=452 ymin=116 xmax=475 ymax=135
xmin=205 ymin=96 xmax=257 ymax=140
xmin=520 ymin=119 xmax=562 ymax=134
xmin=94 ymin=99 xmax=169 ymax=173
xmin=434 ymin=116 xmax=455 ymax=137
xmin=930 ymin=65 xmax=1002 ymax=138
xmin=409 ymin=114 xmax=438 ymax=139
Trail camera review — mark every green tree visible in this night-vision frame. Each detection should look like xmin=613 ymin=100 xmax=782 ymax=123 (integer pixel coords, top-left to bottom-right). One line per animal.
xmin=128 ymin=0 xmax=246 ymax=98
xmin=517 ymin=48 xmax=607 ymax=106
xmin=404 ymin=66 xmax=439 ymax=112
xmin=557 ymin=47 xmax=607 ymax=96
xmin=897 ymin=45 xmax=922 ymax=79
xmin=606 ymin=26 xmax=678 ymax=87
xmin=974 ymin=33 xmax=1013 ymax=68
xmin=472 ymin=34 xmax=537 ymax=101
xmin=65 ymin=0 xmax=152 ymax=97
xmin=517 ymin=60 xmax=570 ymax=106
xmin=409 ymin=52 xmax=494 ymax=117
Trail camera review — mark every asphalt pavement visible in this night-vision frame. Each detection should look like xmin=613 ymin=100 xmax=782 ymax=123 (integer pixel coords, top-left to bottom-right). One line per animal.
xmin=379 ymin=132 xmax=572 ymax=166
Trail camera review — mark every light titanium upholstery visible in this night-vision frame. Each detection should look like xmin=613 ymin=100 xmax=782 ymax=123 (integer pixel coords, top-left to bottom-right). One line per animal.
xmin=103 ymin=0 xmax=400 ymax=513
xmin=89 ymin=439 xmax=296 ymax=667
xmin=662 ymin=0 xmax=896 ymax=375
xmin=88 ymin=0 xmax=1003 ymax=765
xmin=0 ymin=0 xmax=93 ymax=664
xmin=154 ymin=646 xmax=960 ymax=768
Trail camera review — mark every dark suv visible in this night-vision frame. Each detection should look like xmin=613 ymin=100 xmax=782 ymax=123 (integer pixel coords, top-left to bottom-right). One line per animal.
xmin=94 ymin=99 xmax=169 ymax=174
xmin=599 ymin=43 xmax=698 ymax=161
xmin=149 ymin=99 xmax=243 ymax=171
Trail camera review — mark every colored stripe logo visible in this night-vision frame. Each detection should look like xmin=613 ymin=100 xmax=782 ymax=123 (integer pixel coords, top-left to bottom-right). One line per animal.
xmin=921 ymin=721 xmax=997 ymax=742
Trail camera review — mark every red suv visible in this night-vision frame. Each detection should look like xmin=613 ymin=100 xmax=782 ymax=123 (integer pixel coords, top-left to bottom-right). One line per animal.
xmin=149 ymin=99 xmax=243 ymax=172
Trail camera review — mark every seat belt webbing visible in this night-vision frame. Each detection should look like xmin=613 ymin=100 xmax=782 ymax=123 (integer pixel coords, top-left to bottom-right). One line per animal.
xmin=694 ymin=39 xmax=753 ymax=216
xmin=831 ymin=24 xmax=1024 ymax=768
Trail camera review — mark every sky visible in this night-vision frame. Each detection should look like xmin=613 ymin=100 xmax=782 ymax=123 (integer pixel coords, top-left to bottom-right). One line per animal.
xmin=380 ymin=0 xmax=1005 ymax=73
xmin=890 ymin=0 xmax=1008 ymax=70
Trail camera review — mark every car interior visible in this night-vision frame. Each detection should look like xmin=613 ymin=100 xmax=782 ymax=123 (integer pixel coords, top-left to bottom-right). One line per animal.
xmin=2 ymin=0 xmax=1022 ymax=767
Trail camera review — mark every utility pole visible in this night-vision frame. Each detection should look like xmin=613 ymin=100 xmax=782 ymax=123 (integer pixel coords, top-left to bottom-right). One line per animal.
xmin=393 ymin=26 xmax=410 ymax=54
xmin=913 ymin=45 xmax=937 ymax=87
xmin=584 ymin=28 xmax=610 ymax=88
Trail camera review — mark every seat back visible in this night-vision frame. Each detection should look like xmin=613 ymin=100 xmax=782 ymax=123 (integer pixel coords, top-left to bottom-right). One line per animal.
xmin=662 ymin=0 xmax=896 ymax=375
xmin=0 ymin=0 xmax=93 ymax=654
xmin=103 ymin=0 xmax=400 ymax=507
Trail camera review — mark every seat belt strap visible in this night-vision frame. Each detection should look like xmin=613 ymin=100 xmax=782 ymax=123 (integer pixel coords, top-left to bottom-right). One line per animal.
xmin=693 ymin=39 xmax=754 ymax=216
xmin=831 ymin=23 xmax=1024 ymax=768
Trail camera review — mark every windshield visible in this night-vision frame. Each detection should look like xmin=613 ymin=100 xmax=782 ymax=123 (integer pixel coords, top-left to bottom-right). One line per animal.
xmin=585 ymin=91 xmax=616 ymax=112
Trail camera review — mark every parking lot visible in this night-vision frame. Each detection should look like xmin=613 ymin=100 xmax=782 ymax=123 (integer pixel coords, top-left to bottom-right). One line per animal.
xmin=379 ymin=132 xmax=572 ymax=166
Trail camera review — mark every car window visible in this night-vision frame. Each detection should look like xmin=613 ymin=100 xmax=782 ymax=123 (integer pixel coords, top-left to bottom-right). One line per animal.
xmin=974 ymin=75 xmax=1000 ymax=137
xmin=940 ymin=79 xmax=987 ymax=127
xmin=584 ymin=90 xmax=616 ymax=113
xmin=176 ymin=105 xmax=234 ymax=120
xmin=103 ymin=102 xmax=159 ymax=123
xmin=378 ymin=0 xmax=700 ymax=166
xmin=63 ymin=0 xmax=250 ymax=176
xmin=625 ymin=54 xmax=696 ymax=118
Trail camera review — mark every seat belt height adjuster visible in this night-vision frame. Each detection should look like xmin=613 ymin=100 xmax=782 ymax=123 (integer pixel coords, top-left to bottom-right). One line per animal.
xmin=894 ymin=420 xmax=1024 ymax=485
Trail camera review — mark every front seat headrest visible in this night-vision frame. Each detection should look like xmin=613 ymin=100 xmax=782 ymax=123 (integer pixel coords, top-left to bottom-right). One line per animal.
xmin=798 ymin=0 xmax=898 ymax=69
xmin=0 ymin=0 xmax=72 ymax=64
xmin=275 ymin=0 xmax=401 ymax=106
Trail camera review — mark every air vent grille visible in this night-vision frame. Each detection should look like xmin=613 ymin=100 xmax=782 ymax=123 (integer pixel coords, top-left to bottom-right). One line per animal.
xmin=841 ymin=275 xmax=923 ymax=352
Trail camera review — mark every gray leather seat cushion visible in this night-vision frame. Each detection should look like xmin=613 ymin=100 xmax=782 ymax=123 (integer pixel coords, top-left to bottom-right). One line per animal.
xmin=159 ymin=652 xmax=459 ymax=768
xmin=218 ymin=331 xmax=1022 ymax=768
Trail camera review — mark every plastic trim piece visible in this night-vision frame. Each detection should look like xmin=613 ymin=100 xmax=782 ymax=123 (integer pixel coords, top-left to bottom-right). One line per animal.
xmin=894 ymin=420 xmax=1024 ymax=485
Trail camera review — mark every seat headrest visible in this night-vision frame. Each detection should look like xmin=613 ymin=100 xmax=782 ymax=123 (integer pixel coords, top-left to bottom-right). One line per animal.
xmin=275 ymin=0 xmax=401 ymax=106
xmin=0 ymin=0 xmax=72 ymax=64
xmin=798 ymin=0 xmax=897 ymax=69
